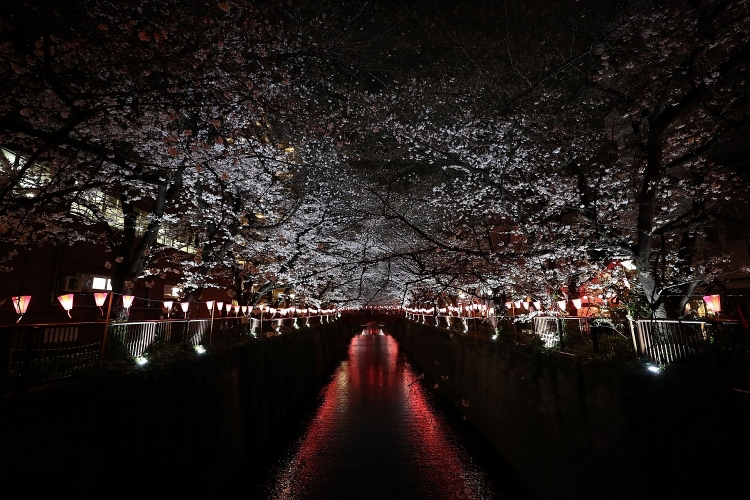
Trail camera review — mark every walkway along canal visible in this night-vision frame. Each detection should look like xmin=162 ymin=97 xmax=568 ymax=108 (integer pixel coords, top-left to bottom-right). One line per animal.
xmin=236 ymin=326 xmax=533 ymax=499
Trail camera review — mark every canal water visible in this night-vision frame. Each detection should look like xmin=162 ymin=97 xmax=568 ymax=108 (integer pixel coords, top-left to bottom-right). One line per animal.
xmin=232 ymin=328 xmax=534 ymax=499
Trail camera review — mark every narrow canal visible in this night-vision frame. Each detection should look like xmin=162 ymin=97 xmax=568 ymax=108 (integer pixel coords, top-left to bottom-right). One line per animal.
xmin=232 ymin=327 xmax=534 ymax=499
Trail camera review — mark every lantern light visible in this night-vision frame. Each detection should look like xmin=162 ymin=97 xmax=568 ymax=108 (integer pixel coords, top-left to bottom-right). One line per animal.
xmin=11 ymin=295 xmax=31 ymax=323
xmin=122 ymin=295 xmax=135 ymax=314
xmin=57 ymin=294 xmax=74 ymax=318
xmin=703 ymin=295 xmax=721 ymax=314
xmin=514 ymin=301 xmax=522 ymax=309
xmin=94 ymin=292 xmax=108 ymax=315
xmin=241 ymin=305 xmax=248 ymax=314
xmin=225 ymin=303 xmax=231 ymax=313
xmin=572 ymin=299 xmax=582 ymax=309
xmin=534 ymin=301 xmax=541 ymax=310
xmin=163 ymin=300 xmax=173 ymax=318
xmin=557 ymin=300 xmax=567 ymax=310
xmin=216 ymin=302 xmax=224 ymax=314
xmin=206 ymin=300 xmax=214 ymax=311
xmin=180 ymin=301 xmax=190 ymax=313
xmin=505 ymin=302 xmax=512 ymax=309
xmin=233 ymin=304 xmax=240 ymax=314
xmin=522 ymin=301 xmax=529 ymax=310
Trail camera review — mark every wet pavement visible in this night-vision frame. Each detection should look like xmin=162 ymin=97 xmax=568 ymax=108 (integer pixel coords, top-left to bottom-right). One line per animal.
xmin=254 ymin=329 xmax=534 ymax=499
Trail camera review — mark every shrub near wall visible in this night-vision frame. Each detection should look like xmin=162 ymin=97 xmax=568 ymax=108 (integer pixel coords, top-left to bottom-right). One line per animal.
xmin=0 ymin=322 xmax=352 ymax=496
xmin=393 ymin=321 xmax=750 ymax=499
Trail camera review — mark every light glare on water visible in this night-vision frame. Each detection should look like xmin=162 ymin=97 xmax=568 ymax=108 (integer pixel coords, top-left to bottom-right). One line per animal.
xmin=266 ymin=333 xmax=504 ymax=499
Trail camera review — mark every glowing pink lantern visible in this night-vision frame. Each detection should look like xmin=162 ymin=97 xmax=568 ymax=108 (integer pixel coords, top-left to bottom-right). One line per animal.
xmin=180 ymin=301 xmax=190 ymax=313
xmin=557 ymin=300 xmax=567 ymax=311
xmin=57 ymin=294 xmax=74 ymax=318
xmin=513 ymin=301 xmax=522 ymax=309
xmin=233 ymin=304 xmax=240 ymax=315
xmin=11 ymin=295 xmax=31 ymax=323
xmin=241 ymin=305 xmax=248 ymax=314
xmin=94 ymin=292 xmax=108 ymax=315
xmin=225 ymin=303 xmax=231 ymax=313
xmin=703 ymin=295 xmax=721 ymax=314
xmin=534 ymin=301 xmax=541 ymax=310
xmin=505 ymin=302 xmax=512 ymax=309
xmin=205 ymin=300 xmax=214 ymax=312
xmin=216 ymin=302 xmax=224 ymax=314
xmin=122 ymin=295 xmax=135 ymax=314
xmin=522 ymin=301 xmax=529 ymax=310
xmin=163 ymin=301 xmax=174 ymax=318
xmin=94 ymin=292 xmax=108 ymax=307
xmin=572 ymin=298 xmax=582 ymax=309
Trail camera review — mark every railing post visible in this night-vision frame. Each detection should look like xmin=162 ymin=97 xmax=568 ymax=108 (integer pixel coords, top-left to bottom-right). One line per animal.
xmin=0 ymin=328 xmax=13 ymax=394
xmin=556 ymin=317 xmax=564 ymax=351
xmin=589 ymin=319 xmax=599 ymax=354
xmin=627 ymin=315 xmax=639 ymax=359
xmin=209 ymin=306 xmax=215 ymax=346
xmin=99 ymin=291 xmax=114 ymax=368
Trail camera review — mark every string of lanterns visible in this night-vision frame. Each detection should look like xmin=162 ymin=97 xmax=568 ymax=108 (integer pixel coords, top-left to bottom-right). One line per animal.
xmin=7 ymin=291 xmax=338 ymax=323
xmin=5 ymin=292 xmax=721 ymax=323
xmin=403 ymin=294 xmax=724 ymax=319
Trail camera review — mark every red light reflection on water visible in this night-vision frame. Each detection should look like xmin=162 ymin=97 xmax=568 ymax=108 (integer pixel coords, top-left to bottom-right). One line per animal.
xmin=268 ymin=333 xmax=494 ymax=499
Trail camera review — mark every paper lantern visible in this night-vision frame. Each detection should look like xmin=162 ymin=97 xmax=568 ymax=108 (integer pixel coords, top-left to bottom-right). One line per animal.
xmin=225 ymin=303 xmax=231 ymax=313
xmin=93 ymin=292 xmax=108 ymax=315
xmin=522 ymin=301 xmax=529 ymax=310
xmin=122 ymin=295 xmax=135 ymax=314
xmin=57 ymin=294 xmax=74 ymax=318
xmin=241 ymin=305 xmax=248 ymax=314
xmin=572 ymin=298 xmax=582 ymax=309
xmin=216 ymin=301 xmax=224 ymax=313
xmin=233 ymin=304 xmax=240 ymax=314
xmin=11 ymin=295 xmax=31 ymax=323
xmin=205 ymin=300 xmax=214 ymax=312
xmin=180 ymin=301 xmax=190 ymax=313
xmin=94 ymin=292 xmax=108 ymax=307
xmin=557 ymin=300 xmax=567 ymax=310
xmin=703 ymin=294 xmax=721 ymax=313
xmin=533 ymin=301 xmax=541 ymax=310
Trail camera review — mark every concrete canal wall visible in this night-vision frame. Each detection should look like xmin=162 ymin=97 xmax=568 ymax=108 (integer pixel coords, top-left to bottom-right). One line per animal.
xmin=392 ymin=321 xmax=750 ymax=499
xmin=0 ymin=323 xmax=353 ymax=495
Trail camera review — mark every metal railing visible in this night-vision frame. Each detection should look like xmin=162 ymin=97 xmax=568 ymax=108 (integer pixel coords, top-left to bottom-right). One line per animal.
xmin=1 ymin=314 xmax=339 ymax=395
xmin=633 ymin=319 xmax=749 ymax=364
xmin=531 ymin=316 xmax=745 ymax=363
xmin=533 ymin=317 xmax=633 ymax=358
xmin=1 ymin=322 xmax=105 ymax=394
xmin=406 ymin=312 xmax=747 ymax=365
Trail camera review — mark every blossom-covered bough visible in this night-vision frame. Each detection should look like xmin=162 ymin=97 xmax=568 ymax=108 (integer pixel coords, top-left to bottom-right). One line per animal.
xmin=1 ymin=0 xmax=748 ymax=318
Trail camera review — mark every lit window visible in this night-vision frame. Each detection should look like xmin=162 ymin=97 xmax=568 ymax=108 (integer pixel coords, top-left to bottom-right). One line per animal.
xmin=91 ymin=277 xmax=112 ymax=290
